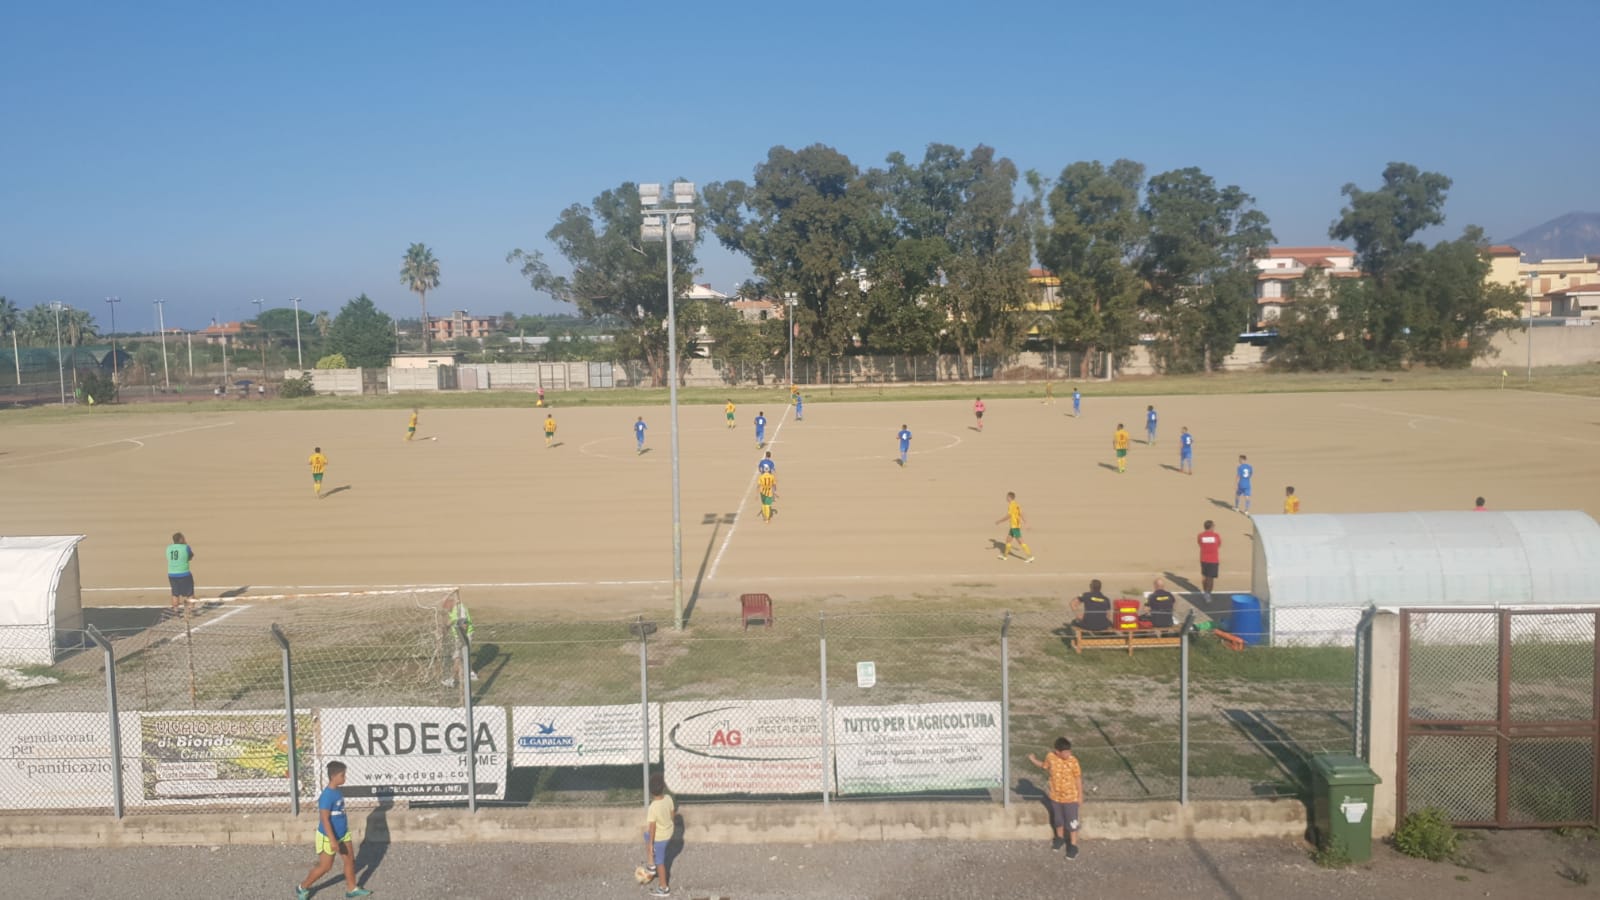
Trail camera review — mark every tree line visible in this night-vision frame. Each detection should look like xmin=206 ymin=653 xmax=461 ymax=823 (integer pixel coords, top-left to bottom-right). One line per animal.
xmin=510 ymin=147 xmax=1524 ymax=379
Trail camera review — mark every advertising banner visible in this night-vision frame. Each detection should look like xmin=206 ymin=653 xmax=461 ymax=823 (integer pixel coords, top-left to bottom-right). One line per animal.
xmin=510 ymin=704 xmax=659 ymax=768
xmin=0 ymin=712 xmax=138 ymax=809
xmin=662 ymin=700 xmax=829 ymax=795
xmin=136 ymin=710 xmax=314 ymax=805
xmin=832 ymin=702 xmax=1003 ymax=795
xmin=316 ymin=707 xmax=507 ymax=800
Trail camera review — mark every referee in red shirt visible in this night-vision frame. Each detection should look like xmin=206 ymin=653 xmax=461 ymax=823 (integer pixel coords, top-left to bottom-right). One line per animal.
xmin=1197 ymin=520 xmax=1222 ymax=600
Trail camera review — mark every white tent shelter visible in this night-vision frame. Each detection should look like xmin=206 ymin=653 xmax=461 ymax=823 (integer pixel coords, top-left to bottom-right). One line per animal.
xmin=0 ymin=536 xmax=86 ymax=666
xmin=1250 ymin=512 xmax=1600 ymax=645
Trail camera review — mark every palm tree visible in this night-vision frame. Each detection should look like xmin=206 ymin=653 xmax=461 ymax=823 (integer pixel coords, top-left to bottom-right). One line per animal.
xmin=314 ymin=311 xmax=332 ymax=339
xmin=401 ymin=243 xmax=441 ymax=352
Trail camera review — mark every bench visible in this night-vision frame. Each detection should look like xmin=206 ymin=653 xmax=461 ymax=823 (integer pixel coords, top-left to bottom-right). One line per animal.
xmin=1070 ymin=625 xmax=1183 ymax=655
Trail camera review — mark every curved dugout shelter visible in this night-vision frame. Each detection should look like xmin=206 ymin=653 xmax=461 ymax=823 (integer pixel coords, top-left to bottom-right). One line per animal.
xmin=1249 ymin=511 xmax=1600 ymax=646
xmin=0 ymin=535 xmax=86 ymax=666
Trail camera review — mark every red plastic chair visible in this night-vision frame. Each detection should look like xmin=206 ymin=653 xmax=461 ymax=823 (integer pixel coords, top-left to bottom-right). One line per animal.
xmin=740 ymin=593 xmax=773 ymax=630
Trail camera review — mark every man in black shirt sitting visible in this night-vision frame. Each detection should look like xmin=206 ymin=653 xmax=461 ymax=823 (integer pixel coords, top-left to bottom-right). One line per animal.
xmin=1072 ymin=579 xmax=1113 ymax=631
xmin=1143 ymin=578 xmax=1177 ymax=629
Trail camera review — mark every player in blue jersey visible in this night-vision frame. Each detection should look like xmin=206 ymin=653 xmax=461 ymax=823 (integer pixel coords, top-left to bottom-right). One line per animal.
xmin=897 ymin=424 xmax=912 ymax=466
xmin=1145 ymin=405 xmax=1158 ymax=445
xmin=795 ymin=393 xmax=804 ymax=421
xmin=1072 ymin=387 xmax=1081 ymax=418
xmin=1179 ymin=426 xmax=1194 ymax=475
xmin=634 ymin=416 xmax=647 ymax=455
xmin=758 ymin=451 xmax=775 ymax=474
xmin=754 ymin=411 xmax=768 ymax=448
xmin=1234 ymin=454 xmax=1254 ymax=514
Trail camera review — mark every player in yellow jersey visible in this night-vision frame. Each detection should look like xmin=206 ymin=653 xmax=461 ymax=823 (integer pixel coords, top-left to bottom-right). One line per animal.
xmin=758 ymin=471 xmax=778 ymax=522
xmin=995 ymin=491 xmax=1034 ymax=562
xmin=725 ymin=399 xmax=736 ymax=429
xmin=1113 ymin=424 xmax=1130 ymax=473
xmin=543 ymin=415 xmax=557 ymax=448
xmin=406 ymin=409 xmax=418 ymax=442
xmin=308 ymin=447 xmax=328 ymax=497
xmin=1043 ymin=381 xmax=1054 ymax=405
xmin=1284 ymin=486 xmax=1301 ymax=514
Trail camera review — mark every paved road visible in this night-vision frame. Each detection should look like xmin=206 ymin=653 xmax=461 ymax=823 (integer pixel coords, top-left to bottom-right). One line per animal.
xmin=0 ymin=837 xmax=1535 ymax=899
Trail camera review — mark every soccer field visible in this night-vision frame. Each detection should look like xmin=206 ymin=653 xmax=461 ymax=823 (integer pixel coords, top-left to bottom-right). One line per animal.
xmin=2 ymin=389 xmax=1598 ymax=619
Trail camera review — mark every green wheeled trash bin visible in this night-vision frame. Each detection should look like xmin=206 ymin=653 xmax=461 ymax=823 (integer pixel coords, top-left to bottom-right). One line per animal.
xmin=1310 ymin=753 xmax=1381 ymax=862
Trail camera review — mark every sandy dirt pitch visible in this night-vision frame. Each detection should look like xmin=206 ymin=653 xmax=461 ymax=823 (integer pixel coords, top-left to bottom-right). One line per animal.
xmin=2 ymin=389 xmax=1597 ymax=620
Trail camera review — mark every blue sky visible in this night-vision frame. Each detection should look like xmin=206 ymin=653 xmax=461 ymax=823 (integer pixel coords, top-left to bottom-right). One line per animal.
xmin=2 ymin=0 xmax=1596 ymax=331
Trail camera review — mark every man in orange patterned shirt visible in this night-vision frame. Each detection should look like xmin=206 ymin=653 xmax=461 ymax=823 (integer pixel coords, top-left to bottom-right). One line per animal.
xmin=1028 ymin=736 xmax=1084 ymax=857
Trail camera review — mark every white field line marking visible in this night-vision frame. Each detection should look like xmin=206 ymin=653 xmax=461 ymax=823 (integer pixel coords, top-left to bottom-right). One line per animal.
xmin=2 ymin=421 xmax=236 ymax=464
xmin=1341 ymin=402 xmax=1600 ymax=446
xmin=706 ymin=407 xmax=792 ymax=580
xmin=188 ymin=604 xmax=249 ymax=633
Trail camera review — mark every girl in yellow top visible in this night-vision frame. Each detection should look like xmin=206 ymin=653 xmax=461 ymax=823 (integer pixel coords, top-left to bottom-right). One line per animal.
xmin=543 ymin=416 xmax=557 ymax=448
xmin=1112 ymin=424 xmax=1130 ymax=473
xmin=308 ymin=447 xmax=328 ymax=497
xmin=644 ymin=773 xmax=675 ymax=895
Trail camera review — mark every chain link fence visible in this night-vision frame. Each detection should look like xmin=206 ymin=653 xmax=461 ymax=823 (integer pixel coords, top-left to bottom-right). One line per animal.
xmin=0 ymin=598 xmax=1378 ymax=817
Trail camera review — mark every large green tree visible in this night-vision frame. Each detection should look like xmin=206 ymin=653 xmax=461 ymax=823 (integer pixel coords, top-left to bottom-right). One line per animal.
xmin=401 ymin=243 xmax=441 ymax=353
xmin=1396 ymin=227 xmax=1525 ymax=367
xmin=1035 ymin=159 xmax=1146 ymax=378
xmin=705 ymin=145 xmax=888 ymax=368
xmin=871 ymin=144 xmax=1032 ymax=377
xmin=1328 ymin=163 xmax=1454 ymax=366
xmin=1139 ymin=168 xmax=1274 ymax=372
xmin=508 ymin=181 xmax=700 ymax=386
xmin=326 ymin=294 xmax=394 ymax=368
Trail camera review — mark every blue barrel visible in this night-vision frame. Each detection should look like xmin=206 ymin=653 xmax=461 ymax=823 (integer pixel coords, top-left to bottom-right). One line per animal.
xmin=1229 ymin=594 xmax=1265 ymax=646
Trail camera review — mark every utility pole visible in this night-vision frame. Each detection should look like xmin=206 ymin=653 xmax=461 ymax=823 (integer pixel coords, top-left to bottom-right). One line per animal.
xmin=104 ymin=296 xmax=121 ymax=381
xmin=252 ymin=299 xmax=267 ymax=376
xmin=153 ymin=299 xmax=171 ymax=389
xmin=290 ymin=297 xmax=304 ymax=369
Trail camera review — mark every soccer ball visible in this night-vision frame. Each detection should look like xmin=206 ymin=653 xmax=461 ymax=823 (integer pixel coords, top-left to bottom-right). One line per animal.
xmin=633 ymin=866 xmax=654 ymax=885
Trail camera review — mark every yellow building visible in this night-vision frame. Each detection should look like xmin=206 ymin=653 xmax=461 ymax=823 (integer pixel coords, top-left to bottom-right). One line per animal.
xmin=1522 ymin=256 xmax=1600 ymax=317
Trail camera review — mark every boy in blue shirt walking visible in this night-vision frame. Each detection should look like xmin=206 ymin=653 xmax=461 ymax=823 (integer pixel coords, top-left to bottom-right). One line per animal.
xmin=634 ymin=416 xmax=648 ymax=455
xmin=298 ymin=760 xmax=371 ymax=898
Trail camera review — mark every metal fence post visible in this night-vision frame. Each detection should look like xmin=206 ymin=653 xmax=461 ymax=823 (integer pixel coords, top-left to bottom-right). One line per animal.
xmin=271 ymin=624 xmax=300 ymax=816
xmin=1179 ymin=611 xmax=1195 ymax=806
xmin=819 ymin=612 xmax=829 ymax=809
xmin=455 ymin=620 xmax=477 ymax=813
xmin=1001 ymin=611 xmax=1012 ymax=810
xmin=1353 ymin=606 xmax=1377 ymax=759
xmin=637 ymin=616 xmax=651 ymax=815
xmin=86 ymin=625 xmax=124 ymax=819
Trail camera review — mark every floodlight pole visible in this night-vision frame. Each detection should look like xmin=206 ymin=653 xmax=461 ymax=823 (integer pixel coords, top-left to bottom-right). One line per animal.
xmin=785 ymin=293 xmax=797 ymax=387
xmin=252 ymin=299 xmax=267 ymax=376
xmin=51 ymin=301 xmax=66 ymax=405
xmin=641 ymin=182 xmax=696 ymax=631
xmin=154 ymin=299 xmax=171 ymax=389
xmin=290 ymin=297 xmax=304 ymax=369
xmin=104 ymin=296 xmax=121 ymax=381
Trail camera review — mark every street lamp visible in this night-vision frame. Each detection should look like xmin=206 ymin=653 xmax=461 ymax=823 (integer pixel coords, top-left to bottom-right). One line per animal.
xmin=153 ymin=299 xmax=171 ymax=390
xmin=784 ymin=292 xmax=798 ymax=387
xmin=50 ymin=302 xmax=66 ymax=405
xmin=252 ymin=298 xmax=267 ymax=375
xmin=640 ymin=180 xmax=697 ymax=631
xmin=104 ymin=296 xmax=121 ymax=380
xmin=290 ymin=297 xmax=304 ymax=369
